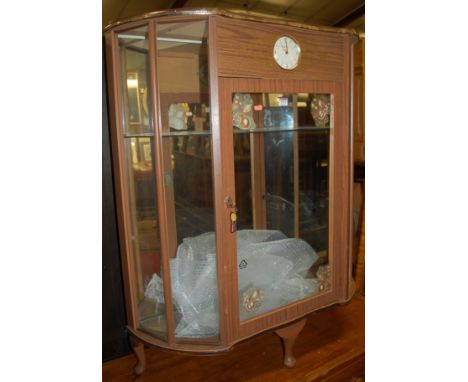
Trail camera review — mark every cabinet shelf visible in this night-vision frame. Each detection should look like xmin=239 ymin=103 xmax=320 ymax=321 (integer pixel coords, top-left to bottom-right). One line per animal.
xmin=125 ymin=127 xmax=328 ymax=139
xmin=233 ymin=126 xmax=329 ymax=134
xmin=162 ymin=130 xmax=212 ymax=137
xmin=124 ymin=133 xmax=154 ymax=138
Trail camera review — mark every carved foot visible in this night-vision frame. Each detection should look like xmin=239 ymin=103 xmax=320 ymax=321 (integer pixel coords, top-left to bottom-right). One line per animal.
xmin=130 ymin=336 xmax=146 ymax=376
xmin=275 ymin=318 xmax=307 ymax=368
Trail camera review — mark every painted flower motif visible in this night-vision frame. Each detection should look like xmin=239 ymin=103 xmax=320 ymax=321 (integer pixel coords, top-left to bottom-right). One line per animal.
xmin=242 ymin=288 xmax=264 ymax=312
xmin=311 ymin=95 xmax=331 ymax=127
xmin=316 ymin=264 xmax=331 ymax=292
xmin=232 ymin=93 xmax=256 ymax=130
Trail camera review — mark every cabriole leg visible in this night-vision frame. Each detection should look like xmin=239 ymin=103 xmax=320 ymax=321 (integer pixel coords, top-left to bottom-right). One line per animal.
xmin=275 ymin=318 xmax=307 ymax=368
xmin=130 ymin=335 xmax=146 ymax=376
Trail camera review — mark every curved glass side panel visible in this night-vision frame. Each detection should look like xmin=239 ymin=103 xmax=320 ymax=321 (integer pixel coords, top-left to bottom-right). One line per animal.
xmin=156 ymin=20 xmax=219 ymax=342
xmin=232 ymin=93 xmax=332 ymax=321
xmin=118 ymin=27 xmax=167 ymax=338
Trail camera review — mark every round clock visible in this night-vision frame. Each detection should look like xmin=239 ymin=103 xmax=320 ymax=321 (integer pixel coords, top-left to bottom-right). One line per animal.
xmin=273 ymin=36 xmax=301 ymax=70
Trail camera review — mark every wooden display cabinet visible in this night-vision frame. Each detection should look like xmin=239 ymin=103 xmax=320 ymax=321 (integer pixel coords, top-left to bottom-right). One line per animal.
xmin=104 ymin=8 xmax=357 ymax=375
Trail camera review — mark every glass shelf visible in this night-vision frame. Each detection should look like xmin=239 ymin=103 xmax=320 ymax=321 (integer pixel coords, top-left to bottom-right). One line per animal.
xmin=233 ymin=126 xmax=329 ymax=134
xmin=125 ymin=128 xmax=328 ymax=138
xmin=161 ymin=130 xmax=212 ymax=137
xmin=124 ymin=133 xmax=154 ymax=138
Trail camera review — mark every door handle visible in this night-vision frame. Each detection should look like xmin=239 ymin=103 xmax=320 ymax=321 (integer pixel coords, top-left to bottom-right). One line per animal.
xmin=225 ymin=196 xmax=238 ymax=233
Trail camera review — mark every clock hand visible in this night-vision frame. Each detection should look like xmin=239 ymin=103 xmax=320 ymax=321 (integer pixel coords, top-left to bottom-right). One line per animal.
xmin=282 ymin=38 xmax=289 ymax=54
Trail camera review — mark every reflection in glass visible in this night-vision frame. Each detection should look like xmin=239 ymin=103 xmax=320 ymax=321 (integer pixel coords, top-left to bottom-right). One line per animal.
xmin=125 ymin=137 xmax=167 ymax=336
xmin=119 ymin=27 xmax=151 ymax=135
xmin=233 ymin=93 xmax=332 ymax=321
xmin=156 ymin=21 xmax=219 ymax=340
xmin=118 ymin=27 xmax=167 ymax=338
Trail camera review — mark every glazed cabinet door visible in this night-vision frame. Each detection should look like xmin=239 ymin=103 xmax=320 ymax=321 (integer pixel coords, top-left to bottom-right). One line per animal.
xmin=218 ymin=78 xmax=350 ymax=340
xmin=108 ymin=19 xmax=224 ymax=347
xmin=152 ymin=19 xmax=220 ymax=343
xmin=108 ymin=25 xmax=170 ymax=341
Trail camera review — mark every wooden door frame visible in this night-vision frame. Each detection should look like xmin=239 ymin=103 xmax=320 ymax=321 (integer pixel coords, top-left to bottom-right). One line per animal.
xmin=217 ymin=77 xmax=351 ymax=342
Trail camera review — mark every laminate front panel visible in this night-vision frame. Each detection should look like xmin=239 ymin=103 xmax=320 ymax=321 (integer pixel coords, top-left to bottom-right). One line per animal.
xmin=214 ymin=16 xmax=345 ymax=82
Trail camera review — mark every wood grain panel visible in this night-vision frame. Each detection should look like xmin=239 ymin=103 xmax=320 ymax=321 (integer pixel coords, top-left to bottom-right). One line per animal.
xmin=353 ymin=38 xmax=365 ymax=162
xmin=344 ymin=35 xmax=354 ymax=301
xmin=215 ymin=16 xmax=345 ymax=81
xmin=331 ymin=79 xmax=351 ymax=302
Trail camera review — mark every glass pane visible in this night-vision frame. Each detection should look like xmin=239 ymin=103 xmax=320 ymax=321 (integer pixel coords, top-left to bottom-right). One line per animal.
xmin=118 ymin=27 xmax=152 ymax=135
xmin=118 ymin=27 xmax=167 ymax=338
xmin=156 ymin=21 xmax=219 ymax=341
xmin=233 ymin=92 xmax=332 ymax=321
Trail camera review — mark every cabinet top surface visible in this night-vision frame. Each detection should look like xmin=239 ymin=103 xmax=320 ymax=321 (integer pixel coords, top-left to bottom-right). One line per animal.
xmin=104 ymin=7 xmax=358 ymax=38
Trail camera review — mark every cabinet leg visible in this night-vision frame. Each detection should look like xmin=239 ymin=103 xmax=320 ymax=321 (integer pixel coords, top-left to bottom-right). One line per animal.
xmin=130 ymin=335 xmax=146 ymax=376
xmin=275 ymin=318 xmax=307 ymax=368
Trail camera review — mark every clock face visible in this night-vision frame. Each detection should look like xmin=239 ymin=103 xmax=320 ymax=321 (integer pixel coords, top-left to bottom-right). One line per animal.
xmin=273 ymin=36 xmax=301 ymax=70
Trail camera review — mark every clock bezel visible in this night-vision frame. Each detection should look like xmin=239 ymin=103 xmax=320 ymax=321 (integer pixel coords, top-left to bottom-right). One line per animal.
xmin=273 ymin=35 xmax=301 ymax=71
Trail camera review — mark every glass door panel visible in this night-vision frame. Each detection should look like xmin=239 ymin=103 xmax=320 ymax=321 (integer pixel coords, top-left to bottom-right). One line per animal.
xmin=117 ymin=26 xmax=167 ymax=338
xmin=156 ymin=20 xmax=219 ymax=341
xmin=232 ymin=92 xmax=332 ymax=321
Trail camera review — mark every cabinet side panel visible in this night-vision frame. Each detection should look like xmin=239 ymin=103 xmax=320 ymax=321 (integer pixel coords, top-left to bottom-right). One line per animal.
xmin=215 ymin=16 xmax=344 ymax=81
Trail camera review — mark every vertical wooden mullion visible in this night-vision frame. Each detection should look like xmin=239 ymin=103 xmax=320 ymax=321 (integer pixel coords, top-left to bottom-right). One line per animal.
xmin=148 ymin=20 xmax=176 ymax=345
xmin=209 ymin=16 xmax=232 ymax=345
xmin=337 ymin=35 xmax=352 ymax=301
xmin=330 ymin=34 xmax=353 ymax=302
xmin=105 ymin=31 xmax=139 ymax=328
xmin=208 ymin=17 xmax=228 ymax=343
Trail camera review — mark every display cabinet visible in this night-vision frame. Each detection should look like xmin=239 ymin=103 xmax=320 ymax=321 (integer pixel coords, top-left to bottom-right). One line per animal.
xmin=104 ymin=8 xmax=357 ymax=375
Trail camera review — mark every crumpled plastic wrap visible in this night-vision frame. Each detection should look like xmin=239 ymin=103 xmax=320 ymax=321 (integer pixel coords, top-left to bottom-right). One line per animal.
xmin=237 ymin=237 xmax=318 ymax=320
xmin=144 ymin=229 xmax=320 ymax=337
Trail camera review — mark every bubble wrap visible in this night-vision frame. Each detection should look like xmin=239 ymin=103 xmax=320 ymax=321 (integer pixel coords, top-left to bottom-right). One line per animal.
xmin=144 ymin=229 xmax=320 ymax=337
